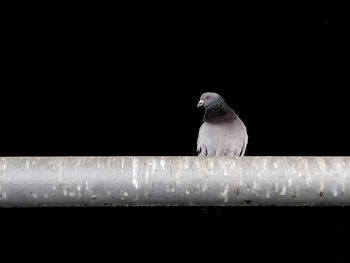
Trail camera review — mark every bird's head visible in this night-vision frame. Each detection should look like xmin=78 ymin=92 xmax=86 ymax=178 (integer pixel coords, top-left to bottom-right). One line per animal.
xmin=197 ymin=92 xmax=221 ymax=108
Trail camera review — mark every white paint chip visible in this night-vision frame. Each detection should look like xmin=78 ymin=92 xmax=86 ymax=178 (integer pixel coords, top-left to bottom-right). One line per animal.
xmin=279 ymin=186 xmax=287 ymax=195
xmin=222 ymin=185 xmax=229 ymax=203
xmin=160 ymin=159 xmax=166 ymax=170
xmin=152 ymin=162 xmax=157 ymax=174
xmin=121 ymin=158 xmax=125 ymax=172
xmin=132 ymin=159 xmax=139 ymax=189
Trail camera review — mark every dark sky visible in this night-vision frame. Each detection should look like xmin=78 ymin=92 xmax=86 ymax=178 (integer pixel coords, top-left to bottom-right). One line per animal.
xmin=1 ymin=1 xmax=348 ymax=156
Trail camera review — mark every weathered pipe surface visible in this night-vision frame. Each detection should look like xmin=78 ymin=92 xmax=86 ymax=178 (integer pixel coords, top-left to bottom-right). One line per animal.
xmin=0 ymin=157 xmax=350 ymax=207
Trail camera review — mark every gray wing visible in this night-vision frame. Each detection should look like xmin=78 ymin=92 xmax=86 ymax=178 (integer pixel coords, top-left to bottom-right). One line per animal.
xmin=197 ymin=123 xmax=217 ymax=156
xmin=225 ymin=116 xmax=248 ymax=156
xmin=239 ymin=135 xmax=248 ymax=156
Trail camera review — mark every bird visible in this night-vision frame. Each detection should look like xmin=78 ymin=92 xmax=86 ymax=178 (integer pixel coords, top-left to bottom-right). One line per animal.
xmin=196 ymin=92 xmax=248 ymax=156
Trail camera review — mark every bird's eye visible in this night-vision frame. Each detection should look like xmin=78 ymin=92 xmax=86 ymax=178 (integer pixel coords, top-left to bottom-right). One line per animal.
xmin=206 ymin=96 xmax=210 ymax=100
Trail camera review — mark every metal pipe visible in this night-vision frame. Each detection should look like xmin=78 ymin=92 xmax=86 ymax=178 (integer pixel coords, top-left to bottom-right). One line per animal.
xmin=0 ymin=156 xmax=350 ymax=207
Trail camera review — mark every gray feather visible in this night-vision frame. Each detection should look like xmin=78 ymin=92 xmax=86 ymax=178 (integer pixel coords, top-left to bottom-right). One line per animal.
xmin=196 ymin=92 xmax=248 ymax=156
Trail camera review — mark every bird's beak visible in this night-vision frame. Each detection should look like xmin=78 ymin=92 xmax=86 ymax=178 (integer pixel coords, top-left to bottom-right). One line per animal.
xmin=197 ymin=100 xmax=204 ymax=108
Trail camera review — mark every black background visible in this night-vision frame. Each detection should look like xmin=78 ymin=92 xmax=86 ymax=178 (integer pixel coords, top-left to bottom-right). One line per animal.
xmin=1 ymin=0 xmax=348 ymax=156
xmin=1 ymin=1 xmax=349 ymax=256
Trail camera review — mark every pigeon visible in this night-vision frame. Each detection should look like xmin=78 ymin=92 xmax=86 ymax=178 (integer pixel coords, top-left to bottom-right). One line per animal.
xmin=196 ymin=92 xmax=248 ymax=156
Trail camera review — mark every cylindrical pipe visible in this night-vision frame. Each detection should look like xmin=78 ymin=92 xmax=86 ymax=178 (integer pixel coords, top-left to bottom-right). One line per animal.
xmin=0 ymin=156 xmax=350 ymax=207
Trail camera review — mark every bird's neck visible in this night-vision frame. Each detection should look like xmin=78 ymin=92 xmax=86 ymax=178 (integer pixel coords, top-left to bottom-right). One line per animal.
xmin=203 ymin=101 xmax=236 ymax=123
